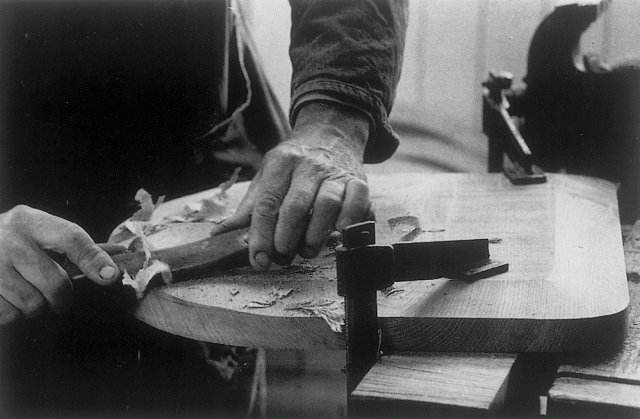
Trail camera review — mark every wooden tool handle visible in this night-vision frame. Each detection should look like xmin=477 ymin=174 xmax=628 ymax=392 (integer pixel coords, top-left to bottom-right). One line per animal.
xmin=57 ymin=226 xmax=250 ymax=282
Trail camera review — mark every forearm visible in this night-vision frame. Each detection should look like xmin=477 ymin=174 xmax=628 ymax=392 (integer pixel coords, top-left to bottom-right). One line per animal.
xmin=289 ymin=0 xmax=408 ymax=163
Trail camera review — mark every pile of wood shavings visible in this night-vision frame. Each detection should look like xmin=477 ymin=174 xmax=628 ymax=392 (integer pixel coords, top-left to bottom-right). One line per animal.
xmin=120 ymin=221 xmax=173 ymax=299
xmin=160 ymin=167 xmax=242 ymax=225
xmin=245 ymin=287 xmax=294 ymax=309
xmin=110 ymin=167 xmax=241 ymax=242
xmin=113 ymin=169 xmax=242 ymax=298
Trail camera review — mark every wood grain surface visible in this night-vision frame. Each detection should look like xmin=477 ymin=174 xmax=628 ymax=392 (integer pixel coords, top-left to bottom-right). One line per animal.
xmin=547 ymin=279 xmax=640 ymax=416
xmin=547 ymin=377 xmax=640 ymax=418
xmin=351 ymin=353 xmax=516 ymax=413
xmin=121 ymin=173 xmax=629 ymax=353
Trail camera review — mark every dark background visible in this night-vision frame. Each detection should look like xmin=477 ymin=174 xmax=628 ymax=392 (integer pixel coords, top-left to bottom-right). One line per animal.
xmin=0 ymin=0 xmax=232 ymax=240
xmin=0 ymin=2 xmax=255 ymax=418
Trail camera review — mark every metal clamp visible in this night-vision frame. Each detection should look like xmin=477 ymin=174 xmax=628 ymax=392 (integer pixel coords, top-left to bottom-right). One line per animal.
xmin=336 ymin=221 xmax=509 ymax=400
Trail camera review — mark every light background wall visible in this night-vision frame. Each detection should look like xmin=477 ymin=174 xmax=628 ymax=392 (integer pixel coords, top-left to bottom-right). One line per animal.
xmin=241 ymin=0 xmax=640 ymax=150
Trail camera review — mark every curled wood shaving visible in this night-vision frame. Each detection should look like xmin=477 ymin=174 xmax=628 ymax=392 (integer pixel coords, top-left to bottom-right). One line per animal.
xmin=122 ymin=259 xmax=173 ymax=299
xmin=380 ymin=285 xmax=404 ymax=297
xmin=131 ymin=188 xmax=165 ymax=222
xmin=246 ymin=297 xmax=277 ymax=308
xmin=399 ymin=227 xmax=424 ymax=242
xmin=219 ymin=166 xmax=242 ymax=194
xmin=111 ymin=169 xmax=242 ymax=242
xmin=388 ymin=215 xmax=420 ymax=234
xmin=121 ymin=215 xmax=173 ymax=298
xmin=270 ymin=288 xmax=293 ymax=299
xmin=285 ymin=299 xmax=344 ymax=333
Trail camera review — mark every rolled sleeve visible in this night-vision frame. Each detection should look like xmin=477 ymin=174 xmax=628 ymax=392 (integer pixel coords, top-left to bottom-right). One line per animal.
xmin=289 ymin=0 xmax=408 ymax=163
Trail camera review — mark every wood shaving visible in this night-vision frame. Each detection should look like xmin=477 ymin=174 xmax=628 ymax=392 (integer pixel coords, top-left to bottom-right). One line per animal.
xmin=246 ymin=297 xmax=277 ymax=308
xmin=123 ymin=220 xmax=154 ymax=257
xmin=285 ymin=300 xmax=344 ymax=333
xmin=399 ymin=227 xmax=424 ymax=242
xmin=122 ymin=259 xmax=173 ymax=299
xmin=131 ymin=188 xmax=165 ymax=222
xmin=270 ymin=287 xmax=293 ymax=299
xmin=387 ymin=215 xmax=420 ymax=232
xmin=162 ymin=167 xmax=242 ymax=224
xmin=380 ymin=285 xmax=404 ymax=297
xmin=218 ymin=166 xmax=242 ymax=193
xmin=280 ymin=264 xmax=318 ymax=275
xmin=111 ymin=169 xmax=242 ymax=242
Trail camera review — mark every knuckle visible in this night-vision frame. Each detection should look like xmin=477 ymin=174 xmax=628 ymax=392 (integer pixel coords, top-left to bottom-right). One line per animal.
xmin=281 ymin=193 xmax=313 ymax=219
xmin=318 ymin=191 xmax=343 ymax=211
xmin=8 ymin=204 xmax=34 ymax=221
xmin=254 ymin=191 xmax=282 ymax=219
xmin=64 ymin=223 xmax=89 ymax=246
xmin=0 ymin=205 xmax=33 ymax=236
xmin=348 ymin=176 xmax=369 ymax=192
xmin=264 ymin=145 xmax=301 ymax=164
xmin=75 ymin=246 xmax=105 ymax=272
xmin=4 ymin=241 xmax=30 ymax=262
xmin=63 ymin=225 xmax=99 ymax=263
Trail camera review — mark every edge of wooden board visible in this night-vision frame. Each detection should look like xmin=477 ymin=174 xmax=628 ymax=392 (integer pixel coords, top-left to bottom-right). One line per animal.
xmin=126 ymin=173 xmax=630 ymax=353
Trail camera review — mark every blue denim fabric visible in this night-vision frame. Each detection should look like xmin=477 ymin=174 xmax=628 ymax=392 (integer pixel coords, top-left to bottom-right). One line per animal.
xmin=289 ymin=0 xmax=409 ymax=163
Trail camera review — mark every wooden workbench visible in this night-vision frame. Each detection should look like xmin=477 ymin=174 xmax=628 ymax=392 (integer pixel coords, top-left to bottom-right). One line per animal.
xmin=350 ymin=227 xmax=640 ymax=418
xmin=114 ymin=172 xmax=635 ymax=417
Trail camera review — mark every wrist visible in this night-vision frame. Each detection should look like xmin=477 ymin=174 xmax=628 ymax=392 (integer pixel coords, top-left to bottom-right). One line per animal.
xmin=292 ymin=101 xmax=370 ymax=156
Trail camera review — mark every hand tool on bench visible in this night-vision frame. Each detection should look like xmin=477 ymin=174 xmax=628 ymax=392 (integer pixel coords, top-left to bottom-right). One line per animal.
xmin=483 ymin=0 xmax=640 ymax=222
xmin=335 ymin=220 xmax=509 ymax=403
xmin=483 ymin=71 xmax=546 ymax=185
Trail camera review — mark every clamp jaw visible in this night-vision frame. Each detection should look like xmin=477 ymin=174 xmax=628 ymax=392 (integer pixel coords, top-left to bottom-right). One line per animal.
xmin=336 ymin=221 xmax=509 ymax=398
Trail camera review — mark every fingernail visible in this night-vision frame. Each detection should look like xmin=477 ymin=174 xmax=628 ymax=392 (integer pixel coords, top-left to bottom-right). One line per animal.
xmin=254 ymin=252 xmax=270 ymax=270
xmin=99 ymin=265 xmax=116 ymax=281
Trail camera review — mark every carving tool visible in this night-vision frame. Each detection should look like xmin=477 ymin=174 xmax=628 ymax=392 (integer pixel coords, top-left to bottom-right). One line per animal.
xmin=55 ymin=226 xmax=250 ymax=297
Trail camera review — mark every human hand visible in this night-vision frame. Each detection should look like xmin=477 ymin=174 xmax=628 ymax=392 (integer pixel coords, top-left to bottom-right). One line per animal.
xmin=213 ymin=102 xmax=371 ymax=270
xmin=0 ymin=205 xmax=120 ymax=324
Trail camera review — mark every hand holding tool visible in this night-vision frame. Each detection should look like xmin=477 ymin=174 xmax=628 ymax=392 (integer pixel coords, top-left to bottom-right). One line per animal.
xmin=55 ymin=226 xmax=250 ymax=300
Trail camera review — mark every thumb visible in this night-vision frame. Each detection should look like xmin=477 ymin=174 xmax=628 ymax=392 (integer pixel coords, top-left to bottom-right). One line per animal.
xmin=64 ymin=238 xmax=120 ymax=285
xmin=23 ymin=208 xmax=120 ymax=285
